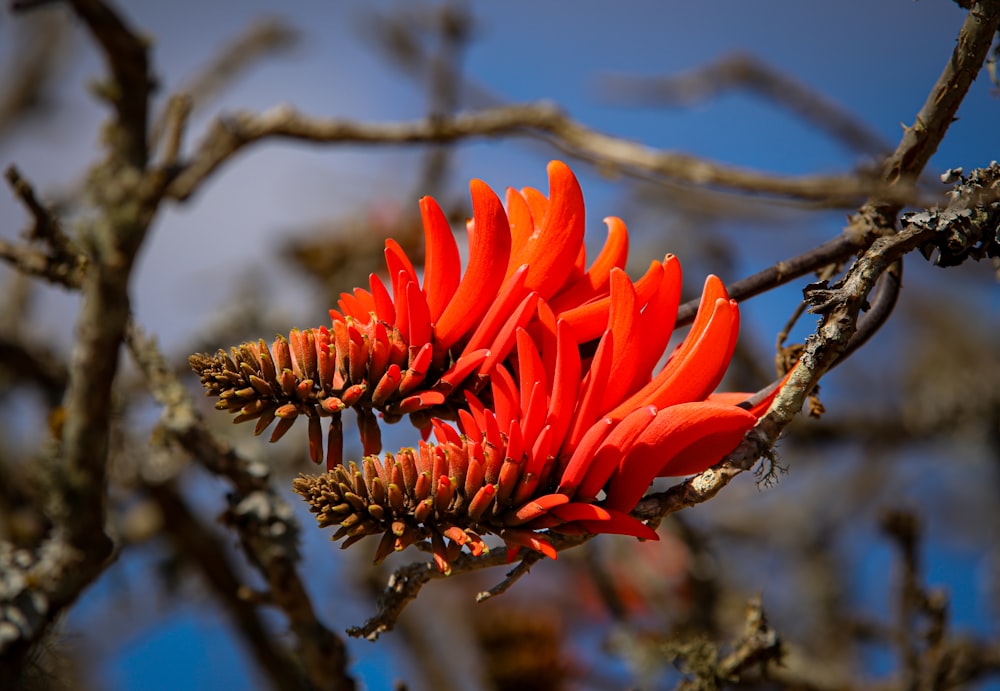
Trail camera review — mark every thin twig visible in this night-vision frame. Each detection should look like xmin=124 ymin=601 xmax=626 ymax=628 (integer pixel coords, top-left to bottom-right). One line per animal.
xmin=601 ymin=52 xmax=890 ymax=157
xmin=675 ymin=232 xmax=866 ymax=328
xmin=166 ymin=102 xmax=917 ymax=205
xmin=475 ymin=553 xmax=542 ymax=603
xmin=881 ymin=509 xmax=925 ymax=689
xmin=157 ymin=94 xmax=192 ymax=169
xmin=349 ymin=532 xmax=589 ymax=640
xmin=715 ymin=596 xmax=783 ymax=681
xmin=4 ymin=166 xmax=70 ymax=249
xmin=0 ymin=239 xmax=83 ymax=290
xmin=0 ymin=10 xmax=69 ymax=142
xmin=2 ymin=165 xmax=87 ymax=289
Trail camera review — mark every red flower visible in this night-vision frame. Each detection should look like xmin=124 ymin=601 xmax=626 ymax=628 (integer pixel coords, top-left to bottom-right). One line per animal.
xmin=192 ymin=161 xmax=666 ymax=469
xmin=456 ymin=270 xmax=773 ymax=542
xmin=295 ymin=266 xmax=779 ymax=571
xmin=193 ymin=159 xmax=781 ymax=571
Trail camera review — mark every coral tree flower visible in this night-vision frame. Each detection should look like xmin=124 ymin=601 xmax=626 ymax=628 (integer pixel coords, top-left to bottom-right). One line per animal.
xmin=293 ymin=243 xmax=778 ymax=572
xmin=191 ymin=161 xmax=659 ymax=469
xmin=193 ymin=160 xmax=780 ymax=573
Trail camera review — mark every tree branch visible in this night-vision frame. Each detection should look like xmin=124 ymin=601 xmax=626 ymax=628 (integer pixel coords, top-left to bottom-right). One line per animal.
xmin=66 ymin=0 xmax=152 ymax=168
xmin=675 ymin=232 xmax=867 ymax=328
xmin=325 ymin=3 xmax=1000 ymax=639
xmin=166 ymin=103 xmax=914 ymax=205
xmin=347 ymin=532 xmax=590 ymax=641
xmin=146 ymin=481 xmax=308 ymax=689
xmin=601 ymin=52 xmax=890 ymax=157
xmin=0 ymin=1 xmax=158 ymax=678
xmin=125 ymin=323 xmax=356 ymax=691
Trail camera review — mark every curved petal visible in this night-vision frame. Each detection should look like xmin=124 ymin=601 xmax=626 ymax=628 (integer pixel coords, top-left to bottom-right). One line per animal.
xmin=434 ymin=179 xmax=512 ymax=352
xmin=556 ymin=416 xmax=614 ymax=493
xmin=500 ymin=528 xmax=557 ymax=560
xmin=477 ymin=291 xmax=540 ymax=375
xmin=549 ymin=501 xmax=612 ymax=522
xmin=532 ymin=299 xmax=560 ymax=386
xmin=419 ymin=196 xmax=461 ymax=321
xmin=601 ymin=268 xmax=643 ymax=409
xmin=368 ymin=273 xmax=395 ymax=325
xmin=562 ymin=329 xmax=614 ymax=453
xmin=507 ymin=492 xmax=571 ymax=525
xmin=384 ymin=240 xmax=419 ymax=315
xmin=574 ymin=405 xmax=657 ymax=501
xmin=549 ymin=216 xmax=629 ymax=313
xmin=490 ymin=364 xmax=520 ymax=433
xmin=559 ymin=259 xmax=666 ymax=345
xmin=459 ymin=265 xmax=530 ymax=358
xmin=515 ymin=327 xmax=547 ymax=416
xmin=646 ymin=298 xmax=737 ymax=408
xmin=573 ymin=511 xmax=659 ymax=540
xmin=521 ymin=186 xmax=549 ymax=231
xmin=391 ymin=270 xmax=411 ymax=343
xmin=433 ymin=348 xmax=489 ymax=396
xmin=629 ymin=255 xmax=682 ymax=393
xmin=508 ymin=161 xmax=586 ymax=300
xmin=505 ymin=187 xmax=536 ymax=263
xmin=337 ymin=291 xmax=367 ymax=321
xmin=656 ymin=421 xmax=752 ymax=477
xmin=546 ymin=319 xmax=581 ymax=454
xmin=405 ymin=280 xmax=432 ymax=352
xmin=608 ymin=277 xmax=737 ymax=419
xmin=587 ymin=217 xmax=630 ymax=286
xmin=603 ymin=402 xmax=757 ymax=512
xmin=520 ymin=381 xmax=547 ymax=450
xmin=351 ymin=287 xmax=376 ymax=316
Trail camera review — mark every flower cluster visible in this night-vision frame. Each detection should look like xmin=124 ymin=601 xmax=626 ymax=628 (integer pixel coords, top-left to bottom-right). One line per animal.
xmin=192 ymin=161 xmax=778 ymax=572
xmin=191 ymin=161 xmax=656 ymax=466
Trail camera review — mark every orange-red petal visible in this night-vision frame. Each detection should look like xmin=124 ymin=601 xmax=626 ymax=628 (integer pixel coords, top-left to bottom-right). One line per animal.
xmin=557 ymin=416 xmax=614 ymax=495
xmin=603 ymin=402 xmax=757 ymax=512
xmin=608 ymin=281 xmax=738 ymax=419
xmin=601 ymin=268 xmax=643 ymax=409
xmin=504 ymin=188 xmax=536 ymax=276
xmin=574 ymin=405 xmax=657 ymax=501
xmin=434 ymin=179 xmax=512 ymax=352
xmin=629 ymin=255 xmax=682 ymax=393
xmin=459 ymin=265 xmax=530 ymax=358
xmin=508 ymin=161 xmax=586 ymax=300
xmin=573 ymin=511 xmax=659 ymax=541
xmin=419 ymin=196 xmax=461 ymax=321
xmin=563 ymin=329 xmax=614 ymax=453
xmin=545 ymin=320 xmax=581 ymax=454
xmin=549 ymin=216 xmax=629 ymax=313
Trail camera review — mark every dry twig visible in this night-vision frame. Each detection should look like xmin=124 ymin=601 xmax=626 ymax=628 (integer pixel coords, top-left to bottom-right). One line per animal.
xmin=165 ymin=102 xmax=916 ymax=206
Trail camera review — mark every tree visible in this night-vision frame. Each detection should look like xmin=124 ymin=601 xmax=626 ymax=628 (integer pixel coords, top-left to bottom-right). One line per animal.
xmin=1 ymin=1 xmax=998 ymax=689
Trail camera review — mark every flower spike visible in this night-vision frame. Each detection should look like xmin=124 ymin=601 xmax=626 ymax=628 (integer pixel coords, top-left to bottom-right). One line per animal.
xmin=194 ymin=160 xmax=784 ymax=574
xmin=191 ymin=161 xmax=651 ymax=465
